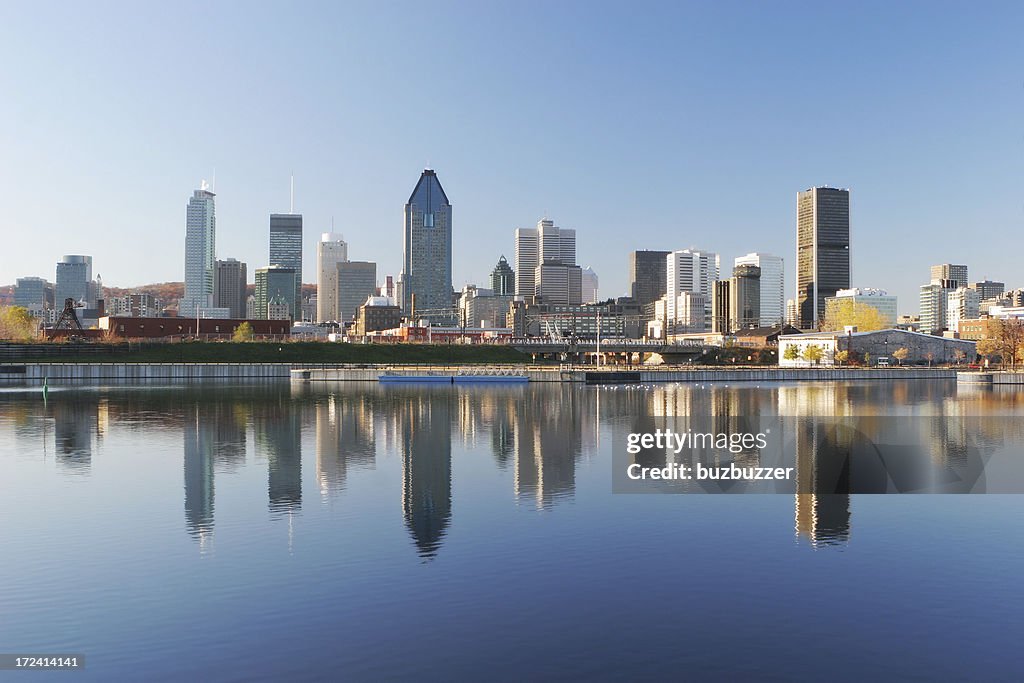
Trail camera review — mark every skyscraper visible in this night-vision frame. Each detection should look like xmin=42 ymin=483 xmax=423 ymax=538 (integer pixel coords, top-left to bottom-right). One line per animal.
xmin=711 ymin=265 xmax=761 ymax=333
xmin=399 ymin=169 xmax=452 ymax=323
xmin=796 ymin=187 xmax=850 ymax=329
xmin=316 ymin=233 xmax=348 ymax=322
xmin=581 ymin=267 xmax=599 ymax=304
xmin=181 ymin=184 xmax=216 ymax=317
xmin=666 ymin=249 xmax=719 ymax=331
xmin=254 ymin=265 xmax=297 ymax=320
xmin=55 ymin=255 xmax=94 ymax=307
xmin=269 ymin=213 xmax=303 ymax=320
xmin=337 ymin=261 xmax=377 ymax=324
xmin=514 ymin=218 xmax=579 ymax=304
xmin=629 ymin=250 xmax=670 ymax=317
xmin=490 ymin=256 xmax=515 ymax=295
xmin=930 ymin=264 xmax=968 ymax=288
xmin=734 ymin=252 xmax=784 ymax=326
xmin=731 ymin=264 xmax=761 ymax=330
xmin=213 ymin=258 xmax=247 ymax=319
xmin=15 ymin=277 xmax=50 ymax=317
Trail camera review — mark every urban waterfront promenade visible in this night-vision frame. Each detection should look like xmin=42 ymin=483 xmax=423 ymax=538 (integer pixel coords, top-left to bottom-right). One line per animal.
xmin=1 ymin=361 xmax=1009 ymax=385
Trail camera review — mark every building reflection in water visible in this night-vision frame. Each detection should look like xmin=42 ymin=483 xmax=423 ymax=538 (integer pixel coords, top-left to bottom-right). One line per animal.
xmin=397 ymin=388 xmax=453 ymax=560
xmin=315 ymin=393 xmax=376 ymax=497
xmin=50 ymin=396 xmax=95 ymax=475
xmin=254 ymin=395 xmax=302 ymax=515
xmin=513 ymin=386 xmax=584 ymax=509
xmin=793 ymin=419 xmax=852 ymax=547
xmin=183 ymin=400 xmax=249 ymax=542
xmin=183 ymin=404 xmax=215 ymax=540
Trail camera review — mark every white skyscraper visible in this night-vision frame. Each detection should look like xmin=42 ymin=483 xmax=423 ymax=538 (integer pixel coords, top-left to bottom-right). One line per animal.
xmin=734 ymin=253 xmax=784 ymax=326
xmin=666 ymin=249 xmax=719 ymax=331
xmin=514 ymin=218 xmax=577 ymax=299
xmin=581 ymin=267 xmax=599 ymax=304
xmin=316 ymin=232 xmax=348 ymax=322
xmin=181 ymin=183 xmax=216 ymax=317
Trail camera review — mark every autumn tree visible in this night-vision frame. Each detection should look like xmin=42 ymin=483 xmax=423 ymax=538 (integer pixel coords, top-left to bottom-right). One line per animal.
xmin=822 ymin=299 xmax=887 ymax=333
xmin=783 ymin=345 xmax=800 ymax=361
xmin=232 ymin=321 xmax=255 ymax=342
xmin=834 ymin=349 xmax=849 ymax=365
xmin=892 ymin=347 xmax=909 ymax=366
xmin=0 ymin=306 xmax=38 ymax=341
xmin=802 ymin=344 xmax=825 ymax=365
xmin=977 ymin=319 xmax=1024 ymax=368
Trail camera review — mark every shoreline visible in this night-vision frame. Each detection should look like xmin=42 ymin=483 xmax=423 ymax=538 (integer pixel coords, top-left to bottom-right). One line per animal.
xmin=1 ymin=362 xmax=1012 ymax=385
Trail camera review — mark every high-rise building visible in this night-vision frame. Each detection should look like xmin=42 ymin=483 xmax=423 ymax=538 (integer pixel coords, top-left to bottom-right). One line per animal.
xmin=919 ymin=282 xmax=954 ymax=335
xmin=919 ymin=264 xmax=969 ymax=335
xmin=734 ymin=252 xmax=784 ymax=326
xmin=711 ymin=265 xmax=761 ymax=333
xmin=181 ymin=185 xmax=216 ymax=317
xmin=213 ymin=258 xmax=247 ymax=319
xmin=316 ymin=232 xmax=348 ymax=322
xmin=269 ymin=213 xmax=303 ymax=319
xmin=15 ymin=277 xmax=49 ymax=317
xmin=629 ymin=250 xmax=670 ymax=317
xmin=731 ymin=264 xmax=761 ymax=331
xmin=399 ymin=169 xmax=452 ymax=323
xmin=666 ymin=249 xmax=719 ymax=331
xmin=490 ymin=256 xmax=515 ymax=295
xmin=969 ymin=280 xmax=1004 ymax=301
xmin=712 ymin=280 xmax=731 ymax=334
xmin=535 ymin=263 xmax=582 ymax=305
xmin=581 ymin=267 xmax=599 ymax=304
xmin=946 ymin=287 xmax=980 ymax=333
xmin=254 ymin=265 xmax=297 ymax=320
xmin=337 ymin=261 xmax=377 ymax=324
xmin=55 ymin=255 xmax=93 ymax=307
xmin=796 ymin=187 xmax=851 ymax=329
xmin=930 ymin=264 xmax=968 ymax=288
xmin=514 ymin=218 xmax=576 ymax=299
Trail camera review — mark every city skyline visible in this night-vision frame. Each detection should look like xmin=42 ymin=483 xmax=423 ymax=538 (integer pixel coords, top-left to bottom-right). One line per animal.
xmin=2 ymin=3 xmax=1021 ymax=311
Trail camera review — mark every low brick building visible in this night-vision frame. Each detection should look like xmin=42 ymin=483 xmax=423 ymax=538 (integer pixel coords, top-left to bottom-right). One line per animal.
xmin=99 ymin=317 xmax=291 ymax=339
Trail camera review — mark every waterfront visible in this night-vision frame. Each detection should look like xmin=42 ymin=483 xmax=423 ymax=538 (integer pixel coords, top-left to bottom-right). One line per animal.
xmin=1 ymin=381 xmax=1023 ymax=681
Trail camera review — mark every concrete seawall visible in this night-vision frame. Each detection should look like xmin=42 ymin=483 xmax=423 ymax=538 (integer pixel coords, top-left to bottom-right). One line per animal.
xmin=4 ymin=363 xmax=293 ymax=383
xmin=300 ymin=366 xmax=957 ymax=383
xmin=957 ymin=371 xmax=1024 ymax=385
xmin=0 ymin=363 xmax=967 ymax=385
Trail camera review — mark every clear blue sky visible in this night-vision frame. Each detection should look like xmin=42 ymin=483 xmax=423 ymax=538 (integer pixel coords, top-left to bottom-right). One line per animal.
xmin=1 ymin=1 xmax=1022 ymax=313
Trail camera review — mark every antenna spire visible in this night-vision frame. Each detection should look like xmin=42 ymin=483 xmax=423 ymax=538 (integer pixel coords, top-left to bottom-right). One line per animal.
xmin=290 ymin=174 xmax=294 ymax=213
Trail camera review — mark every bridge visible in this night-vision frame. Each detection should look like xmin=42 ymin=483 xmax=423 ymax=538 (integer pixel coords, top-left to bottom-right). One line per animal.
xmin=509 ymin=338 xmax=709 ymax=364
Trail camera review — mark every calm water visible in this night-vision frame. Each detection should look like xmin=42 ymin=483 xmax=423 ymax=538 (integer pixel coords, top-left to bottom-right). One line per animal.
xmin=1 ymin=380 xmax=1022 ymax=681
